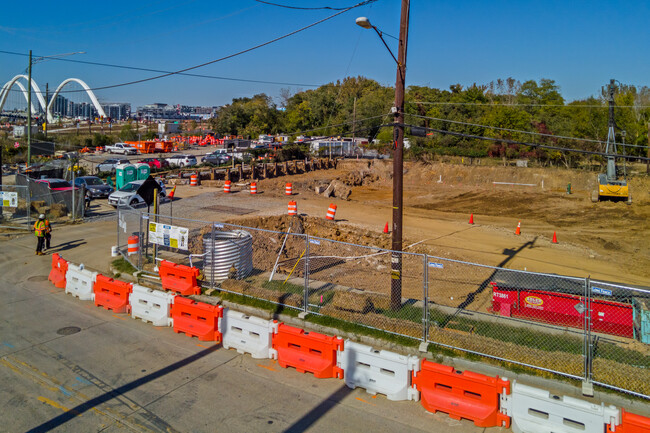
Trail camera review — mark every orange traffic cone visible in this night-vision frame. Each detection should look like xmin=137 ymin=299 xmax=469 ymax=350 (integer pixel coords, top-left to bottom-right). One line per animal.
xmin=552 ymin=231 xmax=558 ymax=244
xmin=515 ymin=221 xmax=521 ymax=235
xmin=469 ymin=213 xmax=474 ymax=225
xmin=384 ymin=222 xmax=389 ymax=234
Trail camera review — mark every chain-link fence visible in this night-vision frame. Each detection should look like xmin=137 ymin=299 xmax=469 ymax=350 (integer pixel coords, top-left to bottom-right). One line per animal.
xmin=14 ymin=174 xmax=85 ymax=222
xmin=0 ymin=184 xmax=30 ymax=230
xmin=116 ymin=205 xmax=650 ymax=399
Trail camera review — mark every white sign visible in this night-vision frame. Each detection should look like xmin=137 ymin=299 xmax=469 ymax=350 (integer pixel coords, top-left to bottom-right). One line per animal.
xmin=592 ymin=287 xmax=613 ymax=297
xmin=309 ymin=238 xmax=320 ymax=245
xmin=148 ymin=222 xmax=189 ymax=250
xmin=428 ymin=262 xmax=444 ymax=269
xmin=0 ymin=191 xmax=18 ymax=208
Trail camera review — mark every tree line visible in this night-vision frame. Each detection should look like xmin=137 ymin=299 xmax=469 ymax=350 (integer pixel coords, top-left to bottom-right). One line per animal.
xmin=207 ymin=76 xmax=650 ymax=167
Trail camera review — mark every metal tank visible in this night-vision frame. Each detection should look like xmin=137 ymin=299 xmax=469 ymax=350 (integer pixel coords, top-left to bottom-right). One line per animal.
xmin=203 ymin=230 xmax=253 ymax=283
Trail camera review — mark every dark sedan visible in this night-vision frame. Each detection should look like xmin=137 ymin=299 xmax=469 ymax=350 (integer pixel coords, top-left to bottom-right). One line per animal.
xmin=74 ymin=176 xmax=114 ymax=198
xmin=201 ymin=153 xmax=231 ymax=166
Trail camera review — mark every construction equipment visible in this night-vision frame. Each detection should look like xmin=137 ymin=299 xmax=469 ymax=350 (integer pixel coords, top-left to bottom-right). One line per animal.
xmin=592 ymin=79 xmax=631 ymax=203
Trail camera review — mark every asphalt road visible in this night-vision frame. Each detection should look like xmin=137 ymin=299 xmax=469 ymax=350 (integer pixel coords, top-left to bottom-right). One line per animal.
xmin=0 ymin=222 xmax=497 ymax=432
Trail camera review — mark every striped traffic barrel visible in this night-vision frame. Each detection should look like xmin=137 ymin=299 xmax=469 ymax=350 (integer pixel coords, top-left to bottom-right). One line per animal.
xmin=224 ymin=180 xmax=231 ymax=193
xmin=285 ymin=183 xmax=292 ymax=195
xmin=326 ymin=204 xmax=337 ymax=220
xmin=250 ymin=182 xmax=257 ymax=194
xmin=190 ymin=174 xmax=198 ymax=186
xmin=127 ymin=235 xmax=140 ymax=256
xmin=288 ymin=201 xmax=297 ymax=216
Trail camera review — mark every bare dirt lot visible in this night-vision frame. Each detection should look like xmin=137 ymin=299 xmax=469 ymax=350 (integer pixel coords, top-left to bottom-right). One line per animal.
xmin=215 ymin=159 xmax=650 ymax=287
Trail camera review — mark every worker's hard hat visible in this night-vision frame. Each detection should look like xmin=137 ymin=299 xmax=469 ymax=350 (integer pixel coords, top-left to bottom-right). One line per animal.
xmin=39 ymin=214 xmax=45 ymax=219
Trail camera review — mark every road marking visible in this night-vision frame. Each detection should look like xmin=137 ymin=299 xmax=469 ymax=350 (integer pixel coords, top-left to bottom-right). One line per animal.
xmin=37 ymin=396 xmax=80 ymax=415
xmin=112 ymin=314 xmax=127 ymax=321
xmin=196 ymin=344 xmax=210 ymax=348
xmin=257 ymin=364 xmax=276 ymax=372
xmin=355 ymin=397 xmax=375 ymax=405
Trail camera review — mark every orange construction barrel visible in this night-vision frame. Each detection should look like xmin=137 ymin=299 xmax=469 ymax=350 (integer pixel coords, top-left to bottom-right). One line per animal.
xmin=127 ymin=235 xmax=140 ymax=256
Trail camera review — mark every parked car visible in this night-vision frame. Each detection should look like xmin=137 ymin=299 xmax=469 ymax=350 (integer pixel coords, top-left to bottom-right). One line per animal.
xmin=166 ymin=154 xmax=197 ymax=167
xmin=35 ymin=178 xmax=77 ymax=191
xmin=201 ymin=152 xmax=231 ymax=165
xmin=73 ymin=176 xmax=114 ymax=198
xmin=139 ymin=157 xmax=170 ymax=170
xmin=96 ymin=158 xmax=130 ymax=174
xmin=108 ymin=179 xmax=166 ymax=207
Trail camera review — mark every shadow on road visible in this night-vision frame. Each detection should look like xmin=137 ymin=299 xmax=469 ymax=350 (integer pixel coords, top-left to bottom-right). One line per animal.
xmin=283 ymin=384 xmax=351 ymax=433
xmin=27 ymin=345 xmax=219 ymax=433
xmin=49 ymin=239 xmax=87 ymax=253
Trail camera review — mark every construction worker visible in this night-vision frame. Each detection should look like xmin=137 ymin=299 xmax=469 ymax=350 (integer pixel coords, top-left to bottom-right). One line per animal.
xmin=34 ymin=214 xmax=47 ymax=255
xmin=44 ymin=216 xmax=52 ymax=251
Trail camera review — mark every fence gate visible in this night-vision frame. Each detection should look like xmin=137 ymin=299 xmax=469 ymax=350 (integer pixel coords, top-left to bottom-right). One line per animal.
xmin=0 ymin=185 xmax=30 ymax=230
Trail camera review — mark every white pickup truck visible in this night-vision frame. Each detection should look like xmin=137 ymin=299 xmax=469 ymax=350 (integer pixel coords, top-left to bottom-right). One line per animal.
xmin=105 ymin=143 xmax=138 ymax=155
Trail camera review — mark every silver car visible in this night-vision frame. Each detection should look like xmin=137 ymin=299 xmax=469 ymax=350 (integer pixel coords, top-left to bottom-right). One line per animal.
xmin=108 ymin=179 xmax=166 ymax=207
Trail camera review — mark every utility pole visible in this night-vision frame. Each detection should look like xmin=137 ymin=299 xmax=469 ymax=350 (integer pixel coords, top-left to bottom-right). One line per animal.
xmin=27 ymin=50 xmax=32 ymax=166
xmin=390 ymin=0 xmax=410 ymax=311
xmin=647 ymin=123 xmax=649 ymax=174
xmin=352 ymin=96 xmax=357 ymax=142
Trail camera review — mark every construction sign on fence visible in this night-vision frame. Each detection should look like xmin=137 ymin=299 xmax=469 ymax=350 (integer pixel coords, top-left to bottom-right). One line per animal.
xmin=0 ymin=191 xmax=18 ymax=207
xmin=148 ymin=222 xmax=189 ymax=250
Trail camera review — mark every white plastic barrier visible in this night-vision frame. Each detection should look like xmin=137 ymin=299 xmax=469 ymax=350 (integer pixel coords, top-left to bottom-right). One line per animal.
xmin=65 ymin=263 xmax=98 ymax=301
xmin=338 ymin=340 xmax=420 ymax=401
xmin=220 ymin=309 xmax=278 ymax=359
xmin=129 ymin=284 xmax=175 ymax=327
xmin=501 ymin=381 xmax=619 ymax=433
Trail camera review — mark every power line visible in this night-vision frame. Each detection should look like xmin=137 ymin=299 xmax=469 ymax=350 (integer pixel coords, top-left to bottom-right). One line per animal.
xmin=0 ymin=50 xmax=320 ymax=89
xmin=400 ymin=122 xmax=650 ymax=162
xmin=407 ymin=100 xmax=650 ymax=109
xmin=2 ymin=0 xmax=374 ymax=95
xmin=253 ymin=0 xmax=376 ymax=10
xmin=405 ymin=112 xmax=650 ymax=149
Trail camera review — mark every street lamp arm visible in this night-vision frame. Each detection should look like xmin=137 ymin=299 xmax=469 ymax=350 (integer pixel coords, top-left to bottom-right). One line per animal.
xmin=372 ymin=27 xmax=399 ymax=66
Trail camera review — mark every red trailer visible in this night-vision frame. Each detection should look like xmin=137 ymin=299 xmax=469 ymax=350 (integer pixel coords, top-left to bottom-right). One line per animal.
xmin=489 ymin=272 xmax=637 ymax=339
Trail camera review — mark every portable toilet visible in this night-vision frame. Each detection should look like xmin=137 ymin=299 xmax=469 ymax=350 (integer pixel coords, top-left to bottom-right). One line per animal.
xmin=134 ymin=163 xmax=151 ymax=181
xmin=115 ymin=164 xmax=136 ymax=190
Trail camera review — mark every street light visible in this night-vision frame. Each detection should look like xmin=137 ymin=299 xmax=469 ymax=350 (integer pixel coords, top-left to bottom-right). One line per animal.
xmin=356 ymin=0 xmax=410 ymax=311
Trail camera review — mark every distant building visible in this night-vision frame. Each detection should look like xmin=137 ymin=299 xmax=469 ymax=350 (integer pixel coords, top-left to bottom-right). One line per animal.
xmin=49 ymin=94 xmax=130 ymax=120
xmin=136 ymin=103 xmax=220 ymax=120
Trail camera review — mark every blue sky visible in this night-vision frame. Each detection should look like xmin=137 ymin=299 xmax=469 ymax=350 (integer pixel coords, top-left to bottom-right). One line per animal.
xmin=1 ymin=0 xmax=648 ymax=108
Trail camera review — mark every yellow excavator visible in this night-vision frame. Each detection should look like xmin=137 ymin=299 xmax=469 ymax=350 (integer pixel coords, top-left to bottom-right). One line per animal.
xmin=592 ymin=79 xmax=631 ymax=203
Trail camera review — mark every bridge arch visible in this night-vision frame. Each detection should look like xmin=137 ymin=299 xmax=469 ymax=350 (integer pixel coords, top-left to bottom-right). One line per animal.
xmin=0 ymin=75 xmax=49 ymax=121
xmin=47 ymin=78 xmax=106 ymax=122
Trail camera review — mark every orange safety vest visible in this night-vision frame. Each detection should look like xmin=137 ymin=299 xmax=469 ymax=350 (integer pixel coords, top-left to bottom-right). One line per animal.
xmin=44 ymin=219 xmax=51 ymax=233
xmin=34 ymin=220 xmax=47 ymax=237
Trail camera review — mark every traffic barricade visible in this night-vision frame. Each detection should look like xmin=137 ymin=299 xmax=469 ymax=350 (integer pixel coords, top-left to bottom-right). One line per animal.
xmin=93 ymin=274 xmax=133 ymax=313
xmin=129 ymin=284 xmax=175 ymax=327
xmin=608 ymin=408 xmax=650 ymax=433
xmin=220 ymin=309 xmax=279 ymax=359
xmin=338 ymin=340 xmax=420 ymax=401
xmin=172 ymin=296 xmax=223 ymax=342
xmin=48 ymin=253 xmax=68 ymax=289
xmin=158 ymin=260 xmax=201 ymax=296
xmin=65 ymin=263 xmax=98 ymax=301
xmin=272 ymin=324 xmax=343 ymax=379
xmin=503 ymin=381 xmax=619 ymax=433
xmin=411 ymin=360 xmax=510 ymax=428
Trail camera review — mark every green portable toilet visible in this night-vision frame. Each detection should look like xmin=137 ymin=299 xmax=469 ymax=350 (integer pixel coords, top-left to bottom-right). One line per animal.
xmin=115 ymin=164 xmax=137 ymax=190
xmin=134 ymin=163 xmax=151 ymax=181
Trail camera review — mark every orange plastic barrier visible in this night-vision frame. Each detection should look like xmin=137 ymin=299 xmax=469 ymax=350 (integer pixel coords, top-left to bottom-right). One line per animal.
xmin=48 ymin=253 xmax=68 ymax=289
xmin=411 ymin=360 xmax=511 ymax=428
xmin=608 ymin=409 xmax=650 ymax=433
xmin=272 ymin=323 xmax=343 ymax=379
xmin=158 ymin=260 xmax=202 ymax=296
xmin=172 ymin=297 xmax=223 ymax=342
xmin=93 ymin=274 xmax=133 ymax=313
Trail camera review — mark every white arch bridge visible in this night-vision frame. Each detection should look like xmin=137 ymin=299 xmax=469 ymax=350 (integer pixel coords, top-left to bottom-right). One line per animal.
xmin=0 ymin=76 xmax=106 ymax=123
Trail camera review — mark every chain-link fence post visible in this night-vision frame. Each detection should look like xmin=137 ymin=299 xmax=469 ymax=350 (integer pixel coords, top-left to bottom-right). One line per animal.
xmin=211 ymin=223 xmax=216 ymax=291
xmin=138 ymin=211 xmax=143 ymax=270
xmin=582 ymin=276 xmax=594 ymax=396
xmin=422 ymin=254 xmax=429 ymax=342
xmin=27 ymin=188 xmax=31 ymax=228
xmin=304 ymin=234 xmax=310 ymax=313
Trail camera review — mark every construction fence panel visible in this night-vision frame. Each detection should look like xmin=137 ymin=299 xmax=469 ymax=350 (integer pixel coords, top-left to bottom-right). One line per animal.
xmin=305 ymin=236 xmax=425 ymax=341
xmin=0 ymin=184 xmax=30 ymax=230
xmin=588 ymin=280 xmax=650 ymax=399
xmin=16 ymin=174 xmax=85 ymax=222
xmin=425 ymin=261 xmax=587 ymax=381
xmin=117 ymin=206 xmax=145 ymax=271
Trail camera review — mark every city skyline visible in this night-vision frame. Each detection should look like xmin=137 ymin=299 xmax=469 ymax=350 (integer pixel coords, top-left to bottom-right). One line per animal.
xmin=1 ymin=1 xmax=648 ymax=108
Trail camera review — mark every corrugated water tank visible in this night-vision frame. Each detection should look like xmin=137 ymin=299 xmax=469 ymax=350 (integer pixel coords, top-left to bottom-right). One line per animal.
xmin=203 ymin=230 xmax=253 ymax=283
